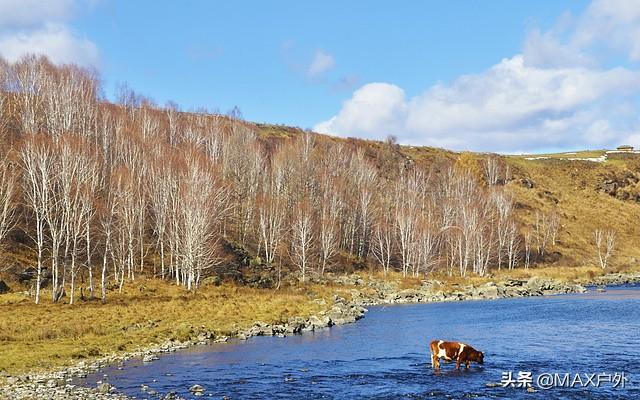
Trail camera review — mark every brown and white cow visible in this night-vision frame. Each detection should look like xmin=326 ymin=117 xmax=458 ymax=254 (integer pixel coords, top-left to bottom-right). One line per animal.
xmin=429 ymin=340 xmax=484 ymax=370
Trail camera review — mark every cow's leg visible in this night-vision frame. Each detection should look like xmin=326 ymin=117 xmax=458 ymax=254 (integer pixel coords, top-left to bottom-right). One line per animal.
xmin=466 ymin=361 xmax=470 ymax=369
xmin=433 ymin=356 xmax=440 ymax=369
xmin=455 ymin=359 xmax=461 ymax=370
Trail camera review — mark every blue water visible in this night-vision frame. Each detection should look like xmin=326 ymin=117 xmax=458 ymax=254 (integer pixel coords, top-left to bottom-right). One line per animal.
xmin=80 ymin=285 xmax=640 ymax=399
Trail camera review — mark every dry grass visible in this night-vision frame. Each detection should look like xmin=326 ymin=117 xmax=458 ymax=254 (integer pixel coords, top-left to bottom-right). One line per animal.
xmin=0 ymin=279 xmax=339 ymax=374
xmin=506 ymin=156 xmax=640 ymax=267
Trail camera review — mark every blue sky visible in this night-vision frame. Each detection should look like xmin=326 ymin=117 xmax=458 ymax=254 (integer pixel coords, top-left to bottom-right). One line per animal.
xmin=2 ymin=0 xmax=640 ymax=153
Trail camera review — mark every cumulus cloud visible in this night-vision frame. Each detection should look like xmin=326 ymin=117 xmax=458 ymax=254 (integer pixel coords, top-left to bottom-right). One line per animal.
xmin=0 ymin=0 xmax=76 ymax=27
xmin=307 ymin=49 xmax=335 ymax=77
xmin=315 ymin=0 xmax=640 ymax=152
xmin=0 ymin=0 xmax=99 ymax=67
xmin=0 ymin=24 xmax=99 ymax=65
xmin=315 ymin=83 xmax=407 ymax=136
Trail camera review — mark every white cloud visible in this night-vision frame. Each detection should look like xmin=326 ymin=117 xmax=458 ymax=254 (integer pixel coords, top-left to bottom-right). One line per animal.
xmin=0 ymin=24 xmax=99 ymax=66
xmin=0 ymin=0 xmax=76 ymax=27
xmin=0 ymin=0 xmax=99 ymax=67
xmin=307 ymin=49 xmax=335 ymax=77
xmin=315 ymin=0 xmax=640 ymax=152
xmin=315 ymin=83 xmax=407 ymax=137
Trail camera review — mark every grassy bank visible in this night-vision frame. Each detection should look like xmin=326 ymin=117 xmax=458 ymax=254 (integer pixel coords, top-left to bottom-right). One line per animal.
xmin=0 ymin=279 xmax=342 ymax=375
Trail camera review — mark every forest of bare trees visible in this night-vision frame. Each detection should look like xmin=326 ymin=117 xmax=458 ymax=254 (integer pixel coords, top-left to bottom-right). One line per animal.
xmin=0 ymin=55 xmax=556 ymax=304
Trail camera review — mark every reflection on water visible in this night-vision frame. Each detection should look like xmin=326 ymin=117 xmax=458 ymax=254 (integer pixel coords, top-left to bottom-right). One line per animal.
xmin=79 ymin=285 xmax=640 ymax=399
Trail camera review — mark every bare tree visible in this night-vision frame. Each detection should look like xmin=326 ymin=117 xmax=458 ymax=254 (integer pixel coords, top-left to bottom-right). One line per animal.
xmin=173 ymin=149 xmax=228 ymax=289
xmin=55 ymin=136 xmax=100 ymax=303
xmin=395 ymin=170 xmax=422 ymax=277
xmin=534 ymin=211 xmax=559 ymax=259
xmin=506 ymin=221 xmax=521 ymax=269
xmin=317 ymin=172 xmax=341 ymax=276
xmin=111 ymin=167 xmax=138 ymax=287
xmin=258 ymin=160 xmax=287 ymax=266
xmin=483 ymin=156 xmax=500 ymax=186
xmin=524 ymin=230 xmax=532 ymax=269
xmin=13 ymin=55 xmax=49 ymax=134
xmin=416 ymin=208 xmax=440 ymax=277
xmin=594 ymin=228 xmax=616 ymax=269
xmin=0 ymin=59 xmax=9 ymax=137
xmin=98 ymin=182 xmax=118 ymax=303
xmin=372 ymin=187 xmax=395 ymax=275
xmin=290 ymin=200 xmax=314 ymax=282
xmin=148 ymin=156 xmax=173 ymax=278
xmin=20 ymin=135 xmax=56 ymax=303
xmin=0 ymin=158 xmax=17 ymax=246
xmin=492 ymin=190 xmax=514 ymax=270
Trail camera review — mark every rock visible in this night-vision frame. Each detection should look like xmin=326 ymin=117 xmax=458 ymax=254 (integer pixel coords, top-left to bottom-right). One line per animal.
xmin=0 ymin=280 xmax=9 ymax=294
xmin=164 ymin=391 xmax=179 ymax=400
xmin=520 ymin=178 xmax=535 ymax=189
xmin=142 ymin=354 xmax=159 ymax=363
xmin=476 ymin=283 xmax=499 ymax=299
xmin=96 ymin=382 xmax=111 ymax=394
xmin=141 ymin=384 xmax=149 ymax=392
xmin=189 ymin=384 xmax=206 ymax=394
xmin=526 ymin=386 xmax=537 ymax=393
xmin=286 ymin=316 xmax=307 ymax=334
xmin=485 ymin=382 xmax=502 ymax=388
xmin=305 ymin=315 xmax=331 ymax=331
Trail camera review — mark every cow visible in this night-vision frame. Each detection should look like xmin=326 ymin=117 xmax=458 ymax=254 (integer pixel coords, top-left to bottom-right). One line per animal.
xmin=429 ymin=340 xmax=484 ymax=370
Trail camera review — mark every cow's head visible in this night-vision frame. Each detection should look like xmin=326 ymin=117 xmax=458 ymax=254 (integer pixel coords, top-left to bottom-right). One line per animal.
xmin=469 ymin=349 xmax=484 ymax=364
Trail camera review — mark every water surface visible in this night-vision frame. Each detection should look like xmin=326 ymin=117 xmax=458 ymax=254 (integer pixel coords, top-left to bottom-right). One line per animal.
xmin=80 ymin=285 xmax=640 ymax=399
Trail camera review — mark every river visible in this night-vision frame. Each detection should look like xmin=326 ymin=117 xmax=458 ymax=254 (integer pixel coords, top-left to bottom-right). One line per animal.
xmin=79 ymin=285 xmax=640 ymax=399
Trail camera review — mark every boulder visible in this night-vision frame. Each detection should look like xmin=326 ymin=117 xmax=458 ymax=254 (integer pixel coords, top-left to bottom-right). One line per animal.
xmin=478 ymin=283 xmax=499 ymax=299
xmin=248 ymin=321 xmax=274 ymax=336
xmin=520 ymin=178 xmax=535 ymax=189
xmin=305 ymin=315 xmax=331 ymax=331
xmin=189 ymin=384 xmax=206 ymax=395
xmin=96 ymin=382 xmax=112 ymax=394
xmin=142 ymin=354 xmax=159 ymax=363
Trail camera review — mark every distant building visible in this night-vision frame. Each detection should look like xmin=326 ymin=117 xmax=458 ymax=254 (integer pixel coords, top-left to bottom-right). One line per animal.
xmin=616 ymin=145 xmax=634 ymax=152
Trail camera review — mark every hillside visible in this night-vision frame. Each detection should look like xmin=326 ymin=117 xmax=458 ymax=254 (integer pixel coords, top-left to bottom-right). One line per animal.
xmin=253 ymin=124 xmax=640 ymax=272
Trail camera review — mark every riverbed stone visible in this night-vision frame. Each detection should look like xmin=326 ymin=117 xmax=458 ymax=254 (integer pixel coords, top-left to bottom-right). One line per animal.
xmin=142 ymin=354 xmax=159 ymax=363
xmin=97 ymin=382 xmax=112 ymax=394
xmin=189 ymin=384 xmax=205 ymax=394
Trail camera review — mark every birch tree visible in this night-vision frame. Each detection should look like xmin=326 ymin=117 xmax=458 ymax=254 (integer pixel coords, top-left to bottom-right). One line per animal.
xmin=594 ymin=228 xmax=616 ymax=269
xmin=20 ymin=135 xmax=56 ymax=303
xmin=0 ymin=158 xmax=17 ymax=247
xmin=290 ymin=200 xmax=314 ymax=282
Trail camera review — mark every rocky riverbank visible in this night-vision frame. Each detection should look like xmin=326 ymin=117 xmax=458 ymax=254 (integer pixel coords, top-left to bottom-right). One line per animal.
xmin=2 ymin=271 xmax=639 ymax=399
